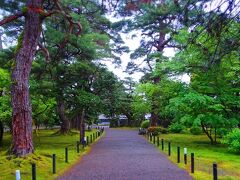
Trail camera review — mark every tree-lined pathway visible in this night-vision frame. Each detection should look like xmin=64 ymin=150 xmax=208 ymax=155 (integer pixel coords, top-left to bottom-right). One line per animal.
xmin=58 ymin=129 xmax=192 ymax=180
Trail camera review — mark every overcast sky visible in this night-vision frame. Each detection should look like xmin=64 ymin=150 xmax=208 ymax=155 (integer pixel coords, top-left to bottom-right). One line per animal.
xmin=103 ymin=17 xmax=187 ymax=83
xmin=103 ymin=32 xmax=179 ymax=82
xmin=104 ymin=0 xmax=240 ymax=83
xmin=1 ymin=0 xmax=238 ymax=84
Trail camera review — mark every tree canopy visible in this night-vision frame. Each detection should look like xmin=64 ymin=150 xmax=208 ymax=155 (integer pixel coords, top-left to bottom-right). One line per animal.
xmin=0 ymin=0 xmax=239 ymax=155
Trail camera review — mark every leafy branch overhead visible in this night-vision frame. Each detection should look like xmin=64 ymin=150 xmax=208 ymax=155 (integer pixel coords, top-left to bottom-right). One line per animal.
xmin=0 ymin=0 xmax=239 ymax=157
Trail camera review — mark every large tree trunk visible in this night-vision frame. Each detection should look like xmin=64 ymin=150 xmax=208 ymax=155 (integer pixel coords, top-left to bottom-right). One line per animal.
xmin=11 ymin=0 xmax=42 ymax=156
xmin=148 ymin=0 xmax=166 ymax=127
xmin=80 ymin=110 xmax=85 ymax=143
xmin=79 ymin=109 xmax=85 ymax=143
xmin=122 ymin=110 xmax=134 ymax=127
xmin=150 ymin=76 xmax=161 ymax=126
xmin=57 ymin=99 xmax=70 ymax=134
xmin=150 ymin=22 xmax=166 ymax=127
xmin=150 ymin=111 xmax=158 ymax=127
xmin=70 ymin=116 xmax=79 ymax=129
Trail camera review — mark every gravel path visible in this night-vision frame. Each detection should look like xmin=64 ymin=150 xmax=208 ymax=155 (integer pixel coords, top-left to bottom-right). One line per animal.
xmin=58 ymin=129 xmax=192 ymax=180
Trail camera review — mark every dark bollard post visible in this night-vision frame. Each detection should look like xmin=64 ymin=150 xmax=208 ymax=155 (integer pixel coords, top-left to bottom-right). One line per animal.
xmin=77 ymin=141 xmax=80 ymax=153
xmin=150 ymin=134 xmax=152 ymax=142
xmin=93 ymin=133 xmax=95 ymax=141
xmin=32 ymin=163 xmax=36 ymax=180
xmin=65 ymin=147 xmax=68 ymax=163
xmin=184 ymin=148 xmax=187 ymax=164
xmin=184 ymin=154 xmax=187 ymax=164
xmin=191 ymin=153 xmax=194 ymax=173
xmin=161 ymin=139 xmax=164 ymax=150
xmin=90 ymin=135 xmax=93 ymax=143
xmin=177 ymin=147 xmax=180 ymax=163
xmin=153 ymin=135 xmax=156 ymax=144
xmin=168 ymin=142 xmax=171 ymax=156
xmin=87 ymin=136 xmax=89 ymax=145
xmin=52 ymin=154 xmax=56 ymax=174
xmin=157 ymin=137 xmax=160 ymax=146
xmin=96 ymin=132 xmax=97 ymax=139
xmin=213 ymin=163 xmax=217 ymax=180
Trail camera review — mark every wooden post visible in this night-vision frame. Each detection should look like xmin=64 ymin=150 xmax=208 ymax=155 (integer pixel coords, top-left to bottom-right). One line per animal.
xmin=65 ymin=147 xmax=68 ymax=163
xmin=16 ymin=170 xmax=21 ymax=180
xmin=77 ymin=141 xmax=80 ymax=153
xmin=184 ymin=148 xmax=187 ymax=164
xmin=52 ymin=154 xmax=56 ymax=174
xmin=32 ymin=163 xmax=36 ymax=180
xmin=191 ymin=153 xmax=194 ymax=173
xmin=168 ymin=142 xmax=171 ymax=156
xmin=213 ymin=163 xmax=217 ymax=180
xmin=161 ymin=139 xmax=164 ymax=150
xmin=177 ymin=147 xmax=180 ymax=163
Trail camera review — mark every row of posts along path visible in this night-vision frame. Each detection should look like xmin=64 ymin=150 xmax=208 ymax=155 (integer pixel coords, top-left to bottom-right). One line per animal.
xmin=58 ymin=128 xmax=192 ymax=180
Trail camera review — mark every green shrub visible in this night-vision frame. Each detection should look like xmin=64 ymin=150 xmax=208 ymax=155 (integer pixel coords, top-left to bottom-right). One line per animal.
xmin=222 ymin=128 xmax=240 ymax=153
xmin=148 ymin=126 xmax=168 ymax=135
xmin=190 ymin=126 xmax=202 ymax=135
xmin=160 ymin=127 xmax=168 ymax=134
xmin=168 ymin=122 xmax=185 ymax=133
xmin=141 ymin=120 xmax=150 ymax=129
xmin=217 ymin=128 xmax=229 ymax=138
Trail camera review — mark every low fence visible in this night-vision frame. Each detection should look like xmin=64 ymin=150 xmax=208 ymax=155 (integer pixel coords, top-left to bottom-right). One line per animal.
xmin=147 ymin=133 xmax=222 ymax=180
xmin=15 ymin=127 xmax=105 ymax=180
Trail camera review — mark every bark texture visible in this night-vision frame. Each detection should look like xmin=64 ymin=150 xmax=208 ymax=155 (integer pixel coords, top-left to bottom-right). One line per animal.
xmin=57 ymin=99 xmax=70 ymax=134
xmin=150 ymin=13 xmax=166 ymax=127
xmin=11 ymin=0 xmax=42 ymax=156
xmin=79 ymin=109 xmax=85 ymax=143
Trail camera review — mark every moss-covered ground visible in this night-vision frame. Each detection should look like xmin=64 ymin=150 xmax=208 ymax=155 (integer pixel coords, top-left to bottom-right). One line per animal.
xmin=0 ymin=129 xmax=102 ymax=180
xmin=148 ymin=133 xmax=240 ymax=180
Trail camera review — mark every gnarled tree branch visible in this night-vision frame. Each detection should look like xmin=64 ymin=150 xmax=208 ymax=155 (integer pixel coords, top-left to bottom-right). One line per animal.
xmin=0 ymin=12 xmax=25 ymax=26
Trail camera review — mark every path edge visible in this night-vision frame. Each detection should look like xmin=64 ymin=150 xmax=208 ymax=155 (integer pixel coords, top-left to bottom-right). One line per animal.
xmin=56 ymin=131 xmax=106 ymax=178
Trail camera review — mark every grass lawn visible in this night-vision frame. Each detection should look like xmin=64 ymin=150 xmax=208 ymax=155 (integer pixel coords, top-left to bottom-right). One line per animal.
xmin=148 ymin=133 xmax=240 ymax=180
xmin=0 ymin=129 xmax=102 ymax=180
